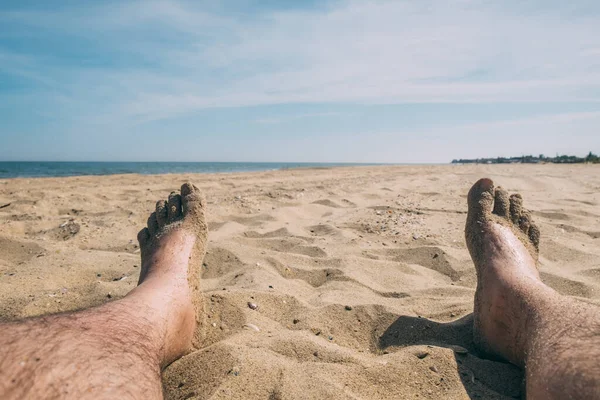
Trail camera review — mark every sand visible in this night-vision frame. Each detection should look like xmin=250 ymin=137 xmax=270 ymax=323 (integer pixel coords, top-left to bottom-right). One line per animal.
xmin=1 ymin=164 xmax=599 ymax=399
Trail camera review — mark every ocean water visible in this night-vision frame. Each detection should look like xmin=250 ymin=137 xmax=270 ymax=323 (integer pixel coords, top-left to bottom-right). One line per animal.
xmin=0 ymin=161 xmax=376 ymax=179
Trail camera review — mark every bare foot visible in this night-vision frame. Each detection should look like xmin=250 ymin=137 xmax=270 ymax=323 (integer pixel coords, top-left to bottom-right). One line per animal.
xmin=134 ymin=183 xmax=208 ymax=366
xmin=465 ymin=178 xmax=544 ymax=366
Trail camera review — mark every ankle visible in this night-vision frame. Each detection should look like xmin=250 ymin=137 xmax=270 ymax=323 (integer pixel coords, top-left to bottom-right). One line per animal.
xmin=119 ymin=290 xmax=195 ymax=366
xmin=140 ymin=234 xmax=195 ymax=281
xmin=507 ymin=283 xmax=558 ymax=364
xmin=475 ymin=273 xmax=550 ymax=365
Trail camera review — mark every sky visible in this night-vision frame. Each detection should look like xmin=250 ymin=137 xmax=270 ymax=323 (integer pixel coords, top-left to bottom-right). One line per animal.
xmin=1 ymin=0 xmax=599 ymax=163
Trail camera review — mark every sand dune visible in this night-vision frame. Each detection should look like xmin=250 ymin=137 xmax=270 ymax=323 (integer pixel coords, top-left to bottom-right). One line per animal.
xmin=1 ymin=164 xmax=599 ymax=399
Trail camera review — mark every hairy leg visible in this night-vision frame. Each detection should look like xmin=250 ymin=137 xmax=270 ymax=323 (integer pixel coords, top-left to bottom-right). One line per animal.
xmin=525 ymin=287 xmax=600 ymax=397
xmin=0 ymin=183 xmax=207 ymax=400
xmin=466 ymin=178 xmax=600 ymax=399
xmin=0 ymin=298 xmax=166 ymax=398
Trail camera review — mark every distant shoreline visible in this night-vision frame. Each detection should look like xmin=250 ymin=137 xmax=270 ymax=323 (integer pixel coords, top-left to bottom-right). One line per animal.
xmin=0 ymin=161 xmax=390 ymax=179
xmin=2 ymin=159 xmax=597 ymax=180
xmin=452 ymin=152 xmax=599 ymax=165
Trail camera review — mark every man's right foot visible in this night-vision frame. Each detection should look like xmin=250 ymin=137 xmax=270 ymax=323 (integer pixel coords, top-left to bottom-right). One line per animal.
xmin=465 ymin=178 xmax=546 ymax=366
xmin=134 ymin=182 xmax=208 ymax=366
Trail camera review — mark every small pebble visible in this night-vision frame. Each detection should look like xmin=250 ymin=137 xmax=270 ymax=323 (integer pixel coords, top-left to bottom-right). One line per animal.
xmin=212 ymin=322 xmax=217 ymax=327
xmin=345 ymin=305 xmax=353 ymax=311
xmin=429 ymin=366 xmax=439 ymax=373
xmin=416 ymin=351 xmax=430 ymax=359
xmin=247 ymin=302 xmax=258 ymax=310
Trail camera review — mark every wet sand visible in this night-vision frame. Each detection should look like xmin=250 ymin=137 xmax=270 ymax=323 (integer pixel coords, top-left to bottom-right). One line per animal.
xmin=1 ymin=164 xmax=599 ymax=399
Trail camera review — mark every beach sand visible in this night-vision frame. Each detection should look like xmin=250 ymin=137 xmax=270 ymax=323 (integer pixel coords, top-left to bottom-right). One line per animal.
xmin=1 ymin=164 xmax=599 ymax=399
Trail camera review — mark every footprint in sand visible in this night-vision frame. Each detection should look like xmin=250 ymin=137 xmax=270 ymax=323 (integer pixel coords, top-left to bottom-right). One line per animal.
xmin=0 ymin=236 xmax=46 ymax=265
xmin=250 ymin=238 xmax=327 ymax=258
xmin=267 ymin=257 xmax=347 ymax=288
xmin=311 ymin=199 xmax=342 ymax=208
xmin=243 ymin=228 xmax=294 ymax=239
xmin=306 ymin=223 xmax=342 ymax=237
xmin=230 ymin=214 xmax=275 ymax=228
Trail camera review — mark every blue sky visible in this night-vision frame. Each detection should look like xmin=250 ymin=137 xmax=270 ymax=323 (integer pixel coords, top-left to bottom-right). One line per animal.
xmin=1 ymin=0 xmax=599 ymax=163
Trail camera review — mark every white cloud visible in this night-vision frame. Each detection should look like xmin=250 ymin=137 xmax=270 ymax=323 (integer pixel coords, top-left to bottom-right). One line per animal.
xmin=253 ymin=112 xmax=347 ymax=124
xmin=1 ymin=0 xmax=600 ymax=124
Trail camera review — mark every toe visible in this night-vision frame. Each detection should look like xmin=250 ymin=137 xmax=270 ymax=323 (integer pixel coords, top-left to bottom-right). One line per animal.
xmin=155 ymin=200 xmax=168 ymax=227
xmin=181 ymin=182 xmax=204 ymax=216
xmin=137 ymin=227 xmax=150 ymax=246
xmin=167 ymin=192 xmax=182 ymax=222
xmin=519 ymin=212 xmax=532 ymax=234
xmin=467 ymin=178 xmax=495 ymax=218
xmin=529 ymin=223 xmax=541 ymax=250
xmin=181 ymin=182 xmax=198 ymax=198
xmin=492 ymin=186 xmax=510 ymax=219
xmin=147 ymin=212 xmax=159 ymax=235
xmin=509 ymin=194 xmax=523 ymax=225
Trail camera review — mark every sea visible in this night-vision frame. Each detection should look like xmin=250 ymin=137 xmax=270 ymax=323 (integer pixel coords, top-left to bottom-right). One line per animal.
xmin=0 ymin=161 xmax=378 ymax=179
